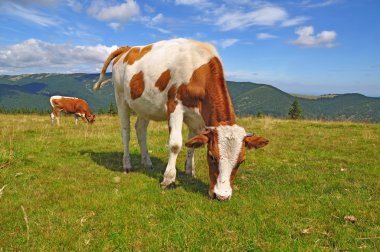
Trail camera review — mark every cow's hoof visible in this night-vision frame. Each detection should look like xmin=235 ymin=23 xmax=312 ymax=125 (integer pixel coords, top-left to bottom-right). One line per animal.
xmin=160 ymin=181 xmax=176 ymax=189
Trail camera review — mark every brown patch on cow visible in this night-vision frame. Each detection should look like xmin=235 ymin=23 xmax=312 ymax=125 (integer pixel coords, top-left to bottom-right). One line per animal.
xmin=176 ymin=57 xmax=236 ymax=126
xmin=113 ymin=47 xmax=130 ymax=66
xmin=166 ymin=85 xmax=178 ymax=115
xmin=130 ymin=71 xmax=145 ymax=100
xmin=124 ymin=45 xmax=153 ymax=65
xmin=100 ymin=46 xmax=130 ymax=75
xmin=206 ymin=129 xmax=220 ymax=195
xmin=155 ymin=69 xmax=171 ymax=92
xmin=170 ymin=144 xmax=180 ymax=154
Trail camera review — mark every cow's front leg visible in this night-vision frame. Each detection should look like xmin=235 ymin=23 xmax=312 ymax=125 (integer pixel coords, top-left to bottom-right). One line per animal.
xmin=160 ymin=106 xmax=184 ymax=189
xmin=53 ymin=107 xmax=61 ymax=125
xmin=75 ymin=114 xmax=79 ymax=125
xmin=50 ymin=112 xmax=55 ymax=124
xmin=135 ymin=116 xmax=152 ymax=169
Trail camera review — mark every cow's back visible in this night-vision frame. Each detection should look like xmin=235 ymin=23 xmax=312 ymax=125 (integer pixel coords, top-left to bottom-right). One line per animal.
xmin=50 ymin=96 xmax=82 ymax=113
xmin=112 ymin=38 xmax=220 ymax=121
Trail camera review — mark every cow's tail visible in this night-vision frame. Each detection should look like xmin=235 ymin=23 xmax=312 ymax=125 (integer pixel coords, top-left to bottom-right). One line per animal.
xmin=93 ymin=46 xmax=129 ymax=91
xmin=49 ymin=96 xmax=61 ymax=108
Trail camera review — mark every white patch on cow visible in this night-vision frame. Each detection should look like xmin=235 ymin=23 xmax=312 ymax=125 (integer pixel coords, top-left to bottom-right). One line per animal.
xmin=214 ymin=124 xmax=246 ymax=198
xmin=50 ymin=95 xmax=78 ymax=107
xmin=112 ymin=38 xmax=220 ymax=121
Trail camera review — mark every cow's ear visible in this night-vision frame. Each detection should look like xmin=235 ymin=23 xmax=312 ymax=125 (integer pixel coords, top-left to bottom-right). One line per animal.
xmin=244 ymin=135 xmax=269 ymax=150
xmin=185 ymin=132 xmax=209 ymax=148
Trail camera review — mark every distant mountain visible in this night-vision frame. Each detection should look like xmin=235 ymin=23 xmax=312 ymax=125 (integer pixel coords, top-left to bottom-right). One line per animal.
xmin=1 ymin=73 xmax=380 ymax=122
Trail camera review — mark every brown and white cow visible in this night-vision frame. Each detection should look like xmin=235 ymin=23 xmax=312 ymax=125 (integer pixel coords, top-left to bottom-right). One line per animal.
xmin=93 ymin=38 xmax=268 ymax=200
xmin=50 ymin=96 xmax=95 ymax=125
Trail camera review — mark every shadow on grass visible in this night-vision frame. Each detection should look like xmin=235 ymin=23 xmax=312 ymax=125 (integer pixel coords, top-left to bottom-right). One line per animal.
xmin=79 ymin=150 xmax=209 ymax=197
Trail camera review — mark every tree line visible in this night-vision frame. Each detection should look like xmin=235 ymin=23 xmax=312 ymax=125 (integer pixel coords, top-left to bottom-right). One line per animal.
xmin=1 ymin=100 xmax=302 ymax=119
xmin=0 ymin=103 xmax=119 ymax=115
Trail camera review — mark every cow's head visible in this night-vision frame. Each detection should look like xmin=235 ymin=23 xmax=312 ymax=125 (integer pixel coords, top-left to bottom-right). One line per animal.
xmin=185 ymin=125 xmax=268 ymax=201
xmin=87 ymin=114 xmax=96 ymax=124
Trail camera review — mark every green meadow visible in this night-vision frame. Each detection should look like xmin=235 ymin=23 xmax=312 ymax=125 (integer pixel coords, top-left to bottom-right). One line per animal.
xmin=1 ymin=114 xmax=379 ymax=250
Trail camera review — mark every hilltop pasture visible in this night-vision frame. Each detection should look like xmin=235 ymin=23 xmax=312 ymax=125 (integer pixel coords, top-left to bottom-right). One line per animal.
xmin=0 ymin=114 xmax=379 ymax=250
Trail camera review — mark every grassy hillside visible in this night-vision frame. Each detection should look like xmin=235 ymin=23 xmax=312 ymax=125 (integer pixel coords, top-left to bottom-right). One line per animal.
xmin=1 ymin=74 xmax=380 ymax=122
xmin=1 ymin=114 xmax=379 ymax=250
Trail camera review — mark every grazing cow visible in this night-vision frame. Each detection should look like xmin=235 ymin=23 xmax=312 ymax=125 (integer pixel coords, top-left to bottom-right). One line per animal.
xmin=50 ymin=96 xmax=95 ymax=125
xmin=93 ymin=38 xmax=268 ymax=200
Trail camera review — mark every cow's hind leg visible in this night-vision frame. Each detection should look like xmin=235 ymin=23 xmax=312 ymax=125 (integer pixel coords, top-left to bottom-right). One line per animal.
xmin=135 ymin=117 xmax=153 ymax=169
xmin=115 ymin=96 xmax=133 ymax=173
xmin=160 ymin=106 xmax=183 ymax=189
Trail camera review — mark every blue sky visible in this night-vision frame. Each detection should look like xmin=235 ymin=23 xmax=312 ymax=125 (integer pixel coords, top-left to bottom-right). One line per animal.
xmin=0 ymin=0 xmax=379 ymax=96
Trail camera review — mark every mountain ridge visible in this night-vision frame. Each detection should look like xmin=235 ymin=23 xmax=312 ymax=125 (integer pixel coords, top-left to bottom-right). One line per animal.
xmin=1 ymin=73 xmax=379 ymax=122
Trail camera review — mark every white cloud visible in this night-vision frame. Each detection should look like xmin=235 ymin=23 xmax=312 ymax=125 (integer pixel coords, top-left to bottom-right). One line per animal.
xmin=215 ymin=6 xmax=288 ymax=31
xmin=66 ymin=0 xmax=82 ymax=12
xmin=281 ymin=16 xmax=310 ymax=27
xmin=220 ymin=39 xmax=239 ymax=48
xmin=0 ymin=39 xmax=118 ymax=74
xmin=257 ymin=33 xmax=277 ymax=40
xmin=291 ymin=26 xmax=337 ymax=48
xmin=209 ymin=39 xmax=239 ymax=48
xmin=299 ymin=0 xmax=340 ymax=8
xmin=151 ymin=13 xmax=164 ymax=25
xmin=225 ymin=70 xmax=259 ymax=81
xmin=88 ymin=0 xmax=140 ymax=23
xmin=144 ymin=4 xmax=155 ymax=13
xmin=109 ymin=22 xmax=122 ymax=31
xmin=1 ymin=0 xmax=59 ymax=6
xmin=2 ymin=2 xmax=61 ymax=27
xmin=175 ymin=0 xmax=210 ymax=5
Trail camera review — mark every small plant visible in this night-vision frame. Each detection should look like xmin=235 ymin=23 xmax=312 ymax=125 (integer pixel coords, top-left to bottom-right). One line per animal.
xmin=108 ymin=103 xmax=117 ymax=115
xmin=98 ymin=106 xmax=105 ymax=114
xmin=288 ymin=98 xmax=302 ymax=119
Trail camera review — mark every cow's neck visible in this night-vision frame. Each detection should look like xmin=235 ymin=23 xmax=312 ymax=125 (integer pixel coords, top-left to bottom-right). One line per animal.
xmin=200 ymin=63 xmax=236 ymax=127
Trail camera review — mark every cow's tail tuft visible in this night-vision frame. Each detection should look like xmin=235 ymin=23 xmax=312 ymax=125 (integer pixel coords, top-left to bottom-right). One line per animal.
xmin=93 ymin=46 xmax=130 ymax=91
xmin=93 ymin=74 xmax=112 ymax=90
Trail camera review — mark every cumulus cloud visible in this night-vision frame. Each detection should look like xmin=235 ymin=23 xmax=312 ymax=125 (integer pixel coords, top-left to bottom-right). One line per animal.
xmin=291 ymin=26 xmax=337 ymax=48
xmin=88 ymin=0 xmax=140 ymax=23
xmin=215 ymin=6 xmax=288 ymax=31
xmin=0 ymin=39 xmax=118 ymax=74
xmin=257 ymin=33 xmax=277 ymax=40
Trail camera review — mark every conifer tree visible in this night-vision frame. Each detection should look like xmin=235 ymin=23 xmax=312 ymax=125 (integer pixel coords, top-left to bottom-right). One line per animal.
xmin=288 ymin=99 xmax=302 ymax=119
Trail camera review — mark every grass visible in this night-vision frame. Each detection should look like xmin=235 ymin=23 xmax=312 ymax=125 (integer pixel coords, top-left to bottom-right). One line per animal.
xmin=1 ymin=114 xmax=380 ymax=250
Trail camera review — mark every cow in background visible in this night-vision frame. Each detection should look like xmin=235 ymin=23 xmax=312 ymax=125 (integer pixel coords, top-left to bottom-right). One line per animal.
xmin=50 ymin=96 xmax=95 ymax=125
